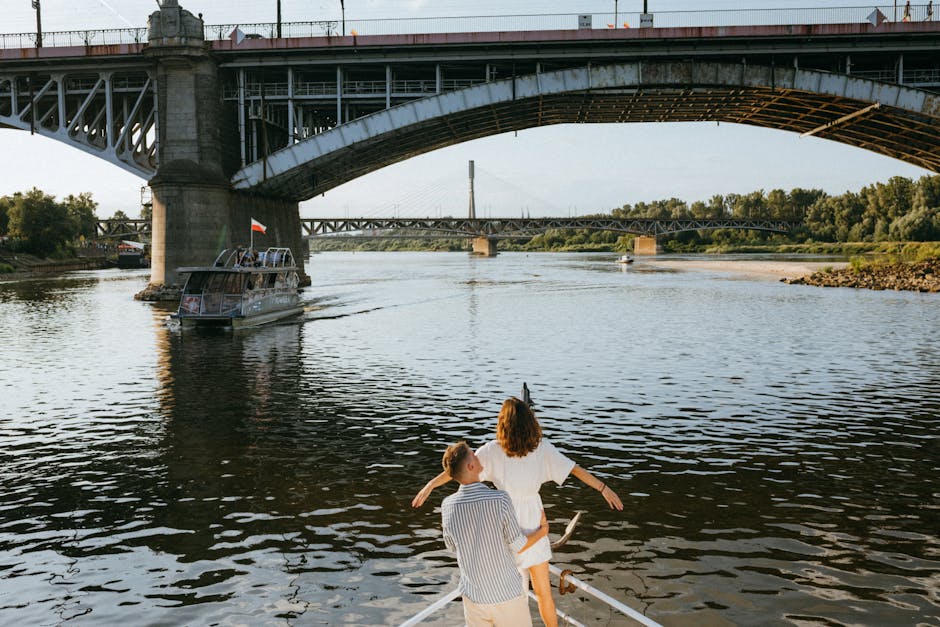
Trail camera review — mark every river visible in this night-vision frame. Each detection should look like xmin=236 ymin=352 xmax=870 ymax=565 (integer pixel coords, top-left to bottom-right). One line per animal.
xmin=1 ymin=252 xmax=938 ymax=626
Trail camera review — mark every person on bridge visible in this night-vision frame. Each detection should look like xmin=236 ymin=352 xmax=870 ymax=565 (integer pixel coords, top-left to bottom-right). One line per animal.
xmin=413 ymin=396 xmax=623 ymax=627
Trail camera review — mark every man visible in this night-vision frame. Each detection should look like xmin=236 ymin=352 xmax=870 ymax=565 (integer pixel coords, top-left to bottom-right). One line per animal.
xmin=440 ymin=440 xmax=548 ymax=626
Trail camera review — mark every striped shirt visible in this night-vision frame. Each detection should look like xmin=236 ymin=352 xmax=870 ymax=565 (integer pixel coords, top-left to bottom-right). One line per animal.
xmin=441 ymin=482 xmax=527 ymax=605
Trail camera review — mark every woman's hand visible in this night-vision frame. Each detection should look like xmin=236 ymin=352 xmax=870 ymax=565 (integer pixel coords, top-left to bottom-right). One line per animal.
xmin=601 ymin=485 xmax=623 ymax=511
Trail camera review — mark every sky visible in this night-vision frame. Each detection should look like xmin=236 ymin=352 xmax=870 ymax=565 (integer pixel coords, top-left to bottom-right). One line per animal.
xmin=0 ymin=0 xmax=932 ymax=218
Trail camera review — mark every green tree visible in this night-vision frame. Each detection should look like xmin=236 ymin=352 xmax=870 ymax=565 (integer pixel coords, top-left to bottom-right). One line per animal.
xmin=63 ymin=192 xmax=99 ymax=239
xmin=7 ymin=188 xmax=73 ymax=256
xmin=889 ymin=207 xmax=939 ymax=241
xmin=912 ymin=175 xmax=940 ymax=214
xmin=766 ymin=189 xmax=789 ymax=219
xmin=0 ymin=195 xmax=11 ymax=237
xmin=788 ymin=188 xmax=827 ymax=223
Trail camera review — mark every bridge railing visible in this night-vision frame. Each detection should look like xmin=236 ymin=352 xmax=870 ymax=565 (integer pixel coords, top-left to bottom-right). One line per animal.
xmin=221 ymin=78 xmax=485 ymax=100
xmin=238 ymin=5 xmax=935 ymax=37
xmin=2 ymin=5 xmax=936 ymax=50
xmin=0 ymin=27 xmax=147 ymax=49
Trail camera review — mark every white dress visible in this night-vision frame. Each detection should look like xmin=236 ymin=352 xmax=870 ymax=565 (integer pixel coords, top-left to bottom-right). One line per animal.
xmin=477 ymin=438 xmax=576 ymax=569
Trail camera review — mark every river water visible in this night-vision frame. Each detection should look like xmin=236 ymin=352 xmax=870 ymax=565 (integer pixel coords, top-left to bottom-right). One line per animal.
xmin=1 ymin=252 xmax=938 ymax=626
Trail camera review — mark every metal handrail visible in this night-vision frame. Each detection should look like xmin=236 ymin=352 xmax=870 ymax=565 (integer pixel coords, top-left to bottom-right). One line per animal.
xmin=222 ymin=79 xmax=484 ymax=100
xmin=1 ymin=5 xmax=936 ymax=49
xmin=398 ymin=565 xmax=662 ymax=627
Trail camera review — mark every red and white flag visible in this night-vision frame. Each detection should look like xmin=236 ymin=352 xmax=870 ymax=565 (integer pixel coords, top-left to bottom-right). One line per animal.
xmin=250 ymin=218 xmax=267 ymax=234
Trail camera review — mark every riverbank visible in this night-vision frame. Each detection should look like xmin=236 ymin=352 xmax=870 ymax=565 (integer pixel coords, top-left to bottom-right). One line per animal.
xmin=0 ymin=251 xmax=111 ymax=280
xmin=645 ymin=258 xmax=848 ymax=280
xmin=645 ymin=256 xmax=940 ymax=292
xmin=783 ymin=258 xmax=940 ymax=292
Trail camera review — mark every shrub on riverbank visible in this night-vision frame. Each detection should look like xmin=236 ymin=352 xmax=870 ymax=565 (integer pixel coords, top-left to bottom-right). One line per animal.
xmin=0 ymin=263 xmax=13 ymax=274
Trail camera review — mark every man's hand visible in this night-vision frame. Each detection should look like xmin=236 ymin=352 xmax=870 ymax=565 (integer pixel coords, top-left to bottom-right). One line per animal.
xmin=519 ymin=510 xmax=550 ymax=554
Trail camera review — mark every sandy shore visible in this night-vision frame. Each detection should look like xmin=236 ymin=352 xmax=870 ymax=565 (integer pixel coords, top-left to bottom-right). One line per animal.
xmin=644 ymin=258 xmax=848 ymax=280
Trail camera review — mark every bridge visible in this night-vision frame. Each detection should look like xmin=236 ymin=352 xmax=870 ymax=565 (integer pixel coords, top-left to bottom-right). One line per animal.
xmin=98 ymin=216 xmax=797 ymax=255
xmin=302 ymin=217 xmax=798 ymax=255
xmin=3 ymin=1 xmax=939 ymax=293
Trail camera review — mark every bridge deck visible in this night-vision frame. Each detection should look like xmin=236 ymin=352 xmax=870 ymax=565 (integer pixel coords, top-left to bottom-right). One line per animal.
xmin=4 ymin=21 xmax=940 ymax=61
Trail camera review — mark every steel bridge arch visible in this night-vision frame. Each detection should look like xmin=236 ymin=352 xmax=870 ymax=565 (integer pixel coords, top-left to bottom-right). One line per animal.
xmin=233 ymin=60 xmax=940 ymax=201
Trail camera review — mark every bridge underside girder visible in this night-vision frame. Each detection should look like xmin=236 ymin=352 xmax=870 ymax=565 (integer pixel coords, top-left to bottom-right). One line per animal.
xmin=234 ymin=62 xmax=940 ymax=201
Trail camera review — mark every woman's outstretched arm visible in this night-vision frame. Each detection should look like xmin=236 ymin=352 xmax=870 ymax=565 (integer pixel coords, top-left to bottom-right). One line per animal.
xmin=411 ymin=470 xmax=451 ymax=508
xmin=571 ymin=465 xmax=624 ymax=511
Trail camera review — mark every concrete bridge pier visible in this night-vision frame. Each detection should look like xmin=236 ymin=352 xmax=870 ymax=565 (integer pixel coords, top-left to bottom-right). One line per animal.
xmin=634 ymin=236 xmax=661 ymax=255
xmin=471 ymin=237 xmax=498 ymax=257
xmin=138 ymin=0 xmax=307 ymax=299
xmin=147 ymin=183 xmax=307 ymax=292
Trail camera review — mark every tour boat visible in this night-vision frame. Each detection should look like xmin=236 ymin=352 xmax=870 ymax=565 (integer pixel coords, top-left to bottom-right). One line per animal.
xmin=170 ymin=247 xmax=304 ymax=328
xmin=616 ymin=254 xmax=634 ymax=264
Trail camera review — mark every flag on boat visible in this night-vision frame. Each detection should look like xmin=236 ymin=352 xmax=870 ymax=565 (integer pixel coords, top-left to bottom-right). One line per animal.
xmin=251 ymin=218 xmax=267 ymax=234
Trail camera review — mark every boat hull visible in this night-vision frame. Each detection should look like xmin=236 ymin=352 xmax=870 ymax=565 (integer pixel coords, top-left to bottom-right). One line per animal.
xmin=175 ymin=304 xmax=305 ymax=329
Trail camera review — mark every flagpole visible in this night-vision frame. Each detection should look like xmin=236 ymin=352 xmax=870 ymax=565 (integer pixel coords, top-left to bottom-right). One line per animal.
xmin=250 ymin=219 xmax=254 ymax=251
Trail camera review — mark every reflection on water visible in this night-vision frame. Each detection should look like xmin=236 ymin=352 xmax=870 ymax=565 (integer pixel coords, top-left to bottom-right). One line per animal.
xmin=0 ymin=255 xmax=938 ymax=625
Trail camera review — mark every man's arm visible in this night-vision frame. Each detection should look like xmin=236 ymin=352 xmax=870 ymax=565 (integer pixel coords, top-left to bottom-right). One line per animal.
xmin=412 ymin=470 xmax=451 ymax=508
xmin=517 ymin=510 xmax=549 ymax=554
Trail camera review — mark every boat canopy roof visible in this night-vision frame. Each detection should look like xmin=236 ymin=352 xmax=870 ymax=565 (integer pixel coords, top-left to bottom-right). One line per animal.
xmin=177 ymin=247 xmax=297 ymax=274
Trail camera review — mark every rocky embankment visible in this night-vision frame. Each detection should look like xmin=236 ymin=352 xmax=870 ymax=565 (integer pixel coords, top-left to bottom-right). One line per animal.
xmin=783 ymin=259 xmax=940 ymax=292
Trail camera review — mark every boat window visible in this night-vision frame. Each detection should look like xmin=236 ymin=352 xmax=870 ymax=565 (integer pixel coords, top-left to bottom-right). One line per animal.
xmin=201 ymin=272 xmax=245 ymax=294
xmin=223 ymin=273 xmax=245 ymax=294
xmin=184 ymin=272 xmax=209 ymax=294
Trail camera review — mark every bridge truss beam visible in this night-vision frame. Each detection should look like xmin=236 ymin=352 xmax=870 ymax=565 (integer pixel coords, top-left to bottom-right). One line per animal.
xmin=0 ymin=66 xmax=157 ymax=178
xmin=301 ymin=217 xmax=798 ymax=239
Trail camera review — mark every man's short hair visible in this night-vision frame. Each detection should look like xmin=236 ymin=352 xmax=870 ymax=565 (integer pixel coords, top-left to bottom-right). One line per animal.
xmin=442 ymin=441 xmax=472 ymax=481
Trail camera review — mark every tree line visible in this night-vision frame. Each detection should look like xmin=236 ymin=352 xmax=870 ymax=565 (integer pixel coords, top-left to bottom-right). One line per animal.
xmin=0 ymin=189 xmax=102 ymax=257
xmin=3 ymin=175 xmax=939 ymax=258
xmin=606 ymin=174 xmax=940 ymax=248
xmin=523 ymin=174 xmax=940 ymax=253
xmin=312 ymin=174 xmax=940 ymax=253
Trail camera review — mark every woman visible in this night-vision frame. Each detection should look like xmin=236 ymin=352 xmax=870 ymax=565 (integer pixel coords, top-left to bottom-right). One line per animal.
xmin=413 ymin=397 xmax=623 ymax=627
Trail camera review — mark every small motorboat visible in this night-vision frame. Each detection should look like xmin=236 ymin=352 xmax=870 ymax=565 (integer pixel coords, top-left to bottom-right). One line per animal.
xmin=616 ymin=254 xmax=634 ymax=264
xmin=170 ymin=246 xmax=304 ymax=329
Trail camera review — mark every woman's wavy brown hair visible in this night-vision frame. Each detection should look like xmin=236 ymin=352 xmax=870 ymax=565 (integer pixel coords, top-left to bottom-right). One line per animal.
xmin=496 ymin=397 xmax=542 ymax=457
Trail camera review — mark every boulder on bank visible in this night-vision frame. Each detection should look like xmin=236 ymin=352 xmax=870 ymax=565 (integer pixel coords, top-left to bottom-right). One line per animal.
xmin=783 ymin=259 xmax=940 ymax=292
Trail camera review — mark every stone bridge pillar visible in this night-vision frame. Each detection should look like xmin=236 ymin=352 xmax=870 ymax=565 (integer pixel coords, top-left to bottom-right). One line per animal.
xmin=139 ymin=0 xmax=305 ymax=300
xmin=634 ymin=235 xmax=661 ymax=255
xmin=471 ymin=237 xmax=497 ymax=257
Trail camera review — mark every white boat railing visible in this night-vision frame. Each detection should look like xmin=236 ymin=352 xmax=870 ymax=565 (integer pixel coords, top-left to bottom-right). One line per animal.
xmin=398 ymin=565 xmax=662 ymax=627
